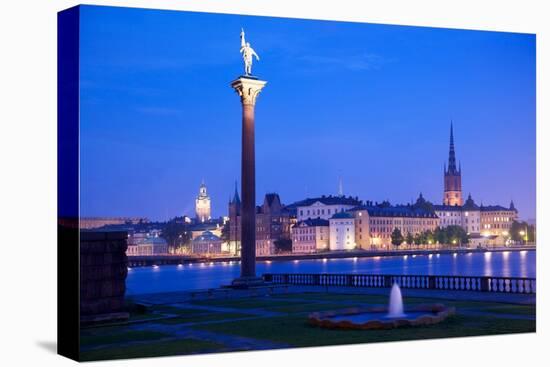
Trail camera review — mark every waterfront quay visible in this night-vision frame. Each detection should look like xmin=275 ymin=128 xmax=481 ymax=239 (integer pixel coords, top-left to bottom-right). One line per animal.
xmin=127 ymin=246 xmax=535 ymax=267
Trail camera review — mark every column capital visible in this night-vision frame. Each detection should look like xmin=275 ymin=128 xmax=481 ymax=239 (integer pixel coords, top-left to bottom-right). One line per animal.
xmin=231 ymin=76 xmax=267 ymax=106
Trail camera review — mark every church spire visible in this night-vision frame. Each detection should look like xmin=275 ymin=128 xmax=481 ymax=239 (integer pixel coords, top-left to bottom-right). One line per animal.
xmin=447 ymin=122 xmax=457 ymax=173
xmin=232 ymin=180 xmax=241 ymax=204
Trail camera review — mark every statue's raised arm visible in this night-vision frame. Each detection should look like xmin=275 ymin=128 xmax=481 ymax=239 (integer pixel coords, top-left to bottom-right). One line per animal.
xmin=240 ymin=28 xmax=246 ymax=49
xmin=239 ymin=28 xmax=259 ymax=76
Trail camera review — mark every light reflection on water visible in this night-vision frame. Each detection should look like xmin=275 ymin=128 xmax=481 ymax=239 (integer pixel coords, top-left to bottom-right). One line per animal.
xmin=126 ymin=251 xmax=536 ymax=295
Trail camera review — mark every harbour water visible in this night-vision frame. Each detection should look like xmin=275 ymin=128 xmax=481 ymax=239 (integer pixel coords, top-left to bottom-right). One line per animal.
xmin=126 ymin=250 xmax=535 ymax=295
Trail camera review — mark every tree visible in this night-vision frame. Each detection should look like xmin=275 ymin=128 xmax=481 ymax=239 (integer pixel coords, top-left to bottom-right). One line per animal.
xmin=435 ymin=227 xmax=448 ymax=246
xmin=221 ymin=221 xmax=230 ymax=242
xmin=405 ymin=232 xmax=414 ymax=248
xmin=413 ymin=233 xmax=422 ymax=246
xmin=510 ymin=220 xmax=535 ymax=244
xmin=445 ymin=225 xmax=468 ymax=246
xmin=274 ymin=238 xmax=292 ymax=254
xmin=161 ymin=219 xmax=191 ymax=251
xmin=425 ymin=230 xmax=435 ymax=245
xmin=391 ymin=228 xmax=404 ymax=248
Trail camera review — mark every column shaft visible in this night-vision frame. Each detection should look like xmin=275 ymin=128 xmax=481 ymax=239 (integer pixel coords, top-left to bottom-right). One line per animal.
xmin=241 ymin=103 xmax=256 ymax=278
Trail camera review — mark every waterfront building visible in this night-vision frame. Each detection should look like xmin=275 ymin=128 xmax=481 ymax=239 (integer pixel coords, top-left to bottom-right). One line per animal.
xmin=350 ymin=196 xmax=439 ymax=249
xmin=434 ymin=194 xmax=481 ymax=235
xmin=189 ymin=222 xmax=223 ymax=240
xmin=126 ymin=234 xmax=168 ymax=256
xmin=435 ymin=194 xmax=517 ymax=243
xmin=329 ymin=212 xmax=356 ymax=250
xmin=443 ymin=123 xmax=463 ymax=206
xmin=480 ymin=202 xmax=518 ymax=238
xmin=291 ymin=218 xmax=330 ymax=253
xmin=80 ymin=217 xmax=149 ymax=229
xmin=293 ymin=195 xmax=362 ymax=221
xmin=191 ymin=230 xmax=223 ymax=255
xmin=228 ymin=191 xmax=291 ymax=256
xmin=195 ymin=181 xmax=211 ymax=223
xmin=255 ymin=193 xmax=292 ymax=256
xmin=228 ymin=183 xmax=241 ymax=255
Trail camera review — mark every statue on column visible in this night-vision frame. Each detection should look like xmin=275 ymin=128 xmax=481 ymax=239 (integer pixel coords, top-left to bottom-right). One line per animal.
xmin=240 ymin=28 xmax=260 ymax=76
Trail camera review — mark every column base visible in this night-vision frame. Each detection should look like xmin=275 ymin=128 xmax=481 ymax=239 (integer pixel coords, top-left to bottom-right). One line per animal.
xmin=229 ymin=276 xmax=265 ymax=288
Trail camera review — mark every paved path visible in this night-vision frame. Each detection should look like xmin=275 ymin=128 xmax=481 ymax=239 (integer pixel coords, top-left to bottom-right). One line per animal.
xmin=164 ymin=302 xmax=285 ymax=317
xmin=134 ymin=322 xmax=289 ymax=351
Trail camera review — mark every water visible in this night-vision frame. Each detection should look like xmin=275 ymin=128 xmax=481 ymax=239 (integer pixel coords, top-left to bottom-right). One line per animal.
xmin=388 ymin=283 xmax=405 ymax=318
xmin=328 ymin=311 xmax=428 ymax=323
xmin=126 ymin=250 xmax=535 ymax=295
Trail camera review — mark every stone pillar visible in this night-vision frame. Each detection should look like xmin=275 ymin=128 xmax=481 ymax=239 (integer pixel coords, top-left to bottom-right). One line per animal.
xmin=80 ymin=231 xmax=129 ymax=324
xmin=231 ymin=76 xmax=267 ymax=286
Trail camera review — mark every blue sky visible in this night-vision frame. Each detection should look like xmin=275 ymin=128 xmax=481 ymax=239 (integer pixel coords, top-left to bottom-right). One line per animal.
xmin=79 ymin=5 xmax=536 ymax=221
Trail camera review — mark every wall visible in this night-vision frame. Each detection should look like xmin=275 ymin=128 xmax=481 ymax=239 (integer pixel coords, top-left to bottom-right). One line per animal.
xmin=80 ymin=231 xmax=128 ymax=323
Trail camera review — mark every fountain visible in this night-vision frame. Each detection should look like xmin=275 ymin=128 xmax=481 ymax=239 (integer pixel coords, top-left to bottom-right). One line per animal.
xmin=308 ymin=283 xmax=455 ymax=330
xmin=387 ymin=283 xmax=405 ymax=318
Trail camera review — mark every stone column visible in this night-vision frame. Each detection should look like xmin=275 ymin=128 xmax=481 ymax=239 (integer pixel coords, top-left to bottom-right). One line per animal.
xmin=230 ymin=76 xmax=267 ymax=286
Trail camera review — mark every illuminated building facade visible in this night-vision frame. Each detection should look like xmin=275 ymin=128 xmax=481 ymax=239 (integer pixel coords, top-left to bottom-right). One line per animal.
xmin=329 ymin=212 xmax=356 ymax=250
xmin=291 ymin=218 xmax=329 ymax=253
xmin=195 ymin=181 xmax=211 ymax=223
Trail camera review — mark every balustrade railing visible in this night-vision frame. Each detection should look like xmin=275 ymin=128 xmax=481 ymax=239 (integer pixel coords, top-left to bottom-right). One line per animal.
xmin=262 ymin=273 xmax=536 ymax=294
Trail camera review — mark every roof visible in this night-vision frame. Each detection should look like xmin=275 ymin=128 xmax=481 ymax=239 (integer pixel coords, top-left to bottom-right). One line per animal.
xmin=434 ymin=203 xmax=515 ymax=213
xmin=352 ymin=205 xmax=439 ymax=218
xmin=295 ymin=218 xmax=329 ymax=227
xmin=480 ymin=205 xmax=514 ymax=212
xmin=188 ymin=220 xmax=221 ymax=231
xmin=434 ymin=204 xmax=465 ymax=212
xmin=331 ymin=212 xmax=354 ymax=219
xmin=265 ymin=193 xmax=281 ymax=207
xmin=136 ymin=236 xmax=167 ymax=245
xmin=193 ymin=230 xmax=222 ymax=243
xmin=289 ymin=195 xmax=361 ymax=208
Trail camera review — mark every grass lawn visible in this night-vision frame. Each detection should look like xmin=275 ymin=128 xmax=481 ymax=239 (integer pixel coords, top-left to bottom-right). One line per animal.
xmin=81 ymin=329 xmax=170 ymax=347
xmin=79 ymin=291 xmax=535 ymax=361
xmin=153 ymin=312 xmax=251 ymax=325
xmin=192 ymin=313 xmax=535 ymax=348
xmin=189 ymin=297 xmax=298 ymax=309
xmin=80 ymin=338 xmax=225 ymax=361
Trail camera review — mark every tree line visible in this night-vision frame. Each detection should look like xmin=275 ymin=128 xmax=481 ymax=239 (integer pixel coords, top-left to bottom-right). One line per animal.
xmin=391 ymin=225 xmax=469 ymax=247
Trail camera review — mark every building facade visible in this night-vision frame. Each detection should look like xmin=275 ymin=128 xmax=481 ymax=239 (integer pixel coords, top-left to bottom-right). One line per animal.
xmin=294 ymin=195 xmax=362 ymax=221
xmin=329 ymin=212 xmax=356 ymax=250
xmin=228 ymin=184 xmax=241 ymax=255
xmin=126 ymin=234 xmax=168 ymax=256
xmin=228 ymin=191 xmax=291 ymax=256
xmin=351 ymin=197 xmax=440 ymax=249
xmin=255 ymin=193 xmax=291 ymax=256
xmin=191 ymin=230 xmax=223 ymax=255
xmin=291 ymin=218 xmax=330 ymax=253
xmin=195 ymin=181 xmax=211 ymax=223
xmin=435 ymin=194 xmax=481 ymax=235
xmin=480 ymin=203 xmax=518 ymax=238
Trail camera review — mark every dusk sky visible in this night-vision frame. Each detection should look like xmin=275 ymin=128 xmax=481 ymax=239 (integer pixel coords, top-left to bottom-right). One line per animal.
xmin=79 ymin=5 xmax=536 ymax=221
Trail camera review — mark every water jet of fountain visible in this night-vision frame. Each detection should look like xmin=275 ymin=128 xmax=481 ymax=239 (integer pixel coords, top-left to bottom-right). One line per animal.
xmin=388 ymin=283 xmax=405 ymax=318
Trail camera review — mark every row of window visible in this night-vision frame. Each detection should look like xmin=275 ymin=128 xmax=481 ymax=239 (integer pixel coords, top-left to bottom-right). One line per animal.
xmin=299 ymin=207 xmax=346 ymax=217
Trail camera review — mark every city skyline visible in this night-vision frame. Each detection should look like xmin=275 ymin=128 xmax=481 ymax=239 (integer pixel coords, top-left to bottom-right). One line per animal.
xmin=79 ymin=5 xmax=536 ymax=221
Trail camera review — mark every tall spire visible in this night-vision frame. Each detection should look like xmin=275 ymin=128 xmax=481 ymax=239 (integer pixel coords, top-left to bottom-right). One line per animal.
xmin=338 ymin=177 xmax=343 ymax=197
xmin=232 ymin=180 xmax=240 ymax=204
xmin=447 ymin=122 xmax=457 ymax=173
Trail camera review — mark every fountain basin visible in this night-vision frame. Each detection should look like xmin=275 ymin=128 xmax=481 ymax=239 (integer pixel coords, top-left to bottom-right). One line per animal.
xmin=308 ymin=304 xmax=455 ymax=330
